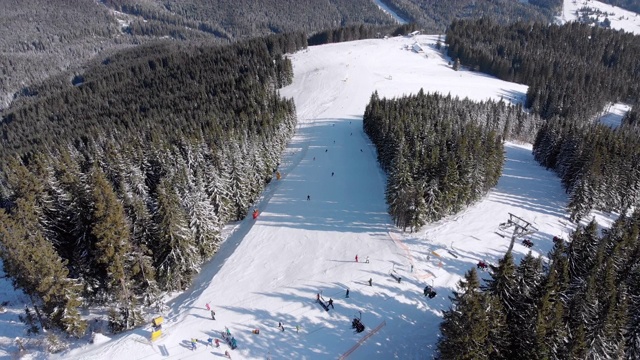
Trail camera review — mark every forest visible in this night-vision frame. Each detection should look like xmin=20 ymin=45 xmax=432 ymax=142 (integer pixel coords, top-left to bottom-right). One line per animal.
xmin=446 ymin=18 xmax=640 ymax=221
xmin=0 ymin=0 xmax=563 ymax=112
xmin=363 ymin=91 xmax=543 ymax=231
xmin=430 ymin=17 xmax=640 ymax=360
xmin=380 ymin=0 xmax=561 ymax=33
xmin=438 ymin=214 xmax=640 ymax=359
xmin=0 ymin=32 xmax=305 ymax=335
xmin=1 ymin=0 xmax=640 ymax=354
xmin=597 ymin=0 xmax=640 ymax=13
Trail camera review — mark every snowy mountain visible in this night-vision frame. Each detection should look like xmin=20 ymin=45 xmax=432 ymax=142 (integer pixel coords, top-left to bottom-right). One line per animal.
xmin=0 ymin=34 xmax=557 ymax=360
xmin=4 ymin=10 xmax=635 ymax=357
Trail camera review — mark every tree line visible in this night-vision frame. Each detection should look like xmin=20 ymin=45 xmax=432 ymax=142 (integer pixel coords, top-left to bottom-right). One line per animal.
xmin=378 ymin=0 xmax=560 ymax=34
xmin=446 ymin=19 xmax=640 ymax=121
xmin=438 ymin=212 xmax=640 ymax=360
xmin=446 ymin=18 xmax=640 ymax=221
xmin=363 ymin=90 xmax=543 ymax=231
xmin=0 ymin=32 xmax=305 ymax=336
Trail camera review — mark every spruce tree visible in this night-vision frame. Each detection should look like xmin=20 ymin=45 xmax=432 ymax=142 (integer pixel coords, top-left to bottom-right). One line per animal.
xmin=153 ymin=177 xmax=199 ymax=291
xmin=90 ymin=167 xmax=133 ymax=301
xmin=483 ymin=252 xmax=518 ymax=358
xmin=534 ymin=242 xmax=570 ymax=360
xmin=438 ymin=268 xmax=491 ymax=360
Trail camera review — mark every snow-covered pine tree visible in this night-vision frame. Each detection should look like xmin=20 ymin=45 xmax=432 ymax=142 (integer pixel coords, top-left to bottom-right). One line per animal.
xmin=153 ymin=177 xmax=199 ymax=291
xmin=567 ymin=221 xmax=600 ymax=281
xmin=534 ymin=242 xmax=570 ymax=360
xmin=0 ymin=201 xmax=87 ymax=336
xmin=228 ymin=143 xmax=252 ymax=221
xmin=625 ymin=267 xmax=640 ymax=359
xmin=90 ymin=166 xmax=133 ymax=302
xmin=438 ymin=268 xmax=492 ymax=360
xmin=483 ymin=252 xmax=518 ymax=359
xmin=509 ymin=253 xmax=544 ymax=360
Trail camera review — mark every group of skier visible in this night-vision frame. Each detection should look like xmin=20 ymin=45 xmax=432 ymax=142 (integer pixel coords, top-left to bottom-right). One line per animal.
xmin=186 ymin=304 xmax=232 ymax=356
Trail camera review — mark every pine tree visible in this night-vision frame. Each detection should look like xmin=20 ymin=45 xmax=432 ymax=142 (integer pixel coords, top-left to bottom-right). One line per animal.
xmin=438 ymin=268 xmax=491 ymax=360
xmin=534 ymin=241 xmax=570 ymax=360
xmin=153 ymin=178 xmax=199 ymax=291
xmin=90 ymin=167 xmax=133 ymax=301
xmin=483 ymin=252 xmax=518 ymax=358
xmin=625 ymin=267 xmax=640 ymax=359
xmin=567 ymin=220 xmax=600 ymax=280
xmin=0 ymin=203 xmax=86 ymax=336
xmin=510 ymin=253 xmax=544 ymax=360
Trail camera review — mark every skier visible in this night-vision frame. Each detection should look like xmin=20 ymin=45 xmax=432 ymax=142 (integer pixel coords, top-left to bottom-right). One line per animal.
xmin=231 ymin=337 xmax=237 ymax=349
xmin=345 ymin=289 xmax=349 ymax=298
xmin=365 ymin=256 xmax=369 ymax=263
xmin=206 ymin=303 xmax=211 ymax=311
xmin=211 ymin=310 xmax=216 ymax=320
xmin=316 ymin=293 xmax=320 ymax=301
xmin=226 ymin=327 xmax=231 ymax=337
xmin=215 ymin=338 xmax=220 ymax=347
xmin=307 ymin=195 xmax=310 ymax=201
xmin=368 ymin=278 xmax=372 ymax=286
xmin=313 ymin=157 xmax=315 ymax=161
xmin=325 ymin=149 xmax=328 ymax=152
xmin=207 ymin=337 xmax=213 ymax=347
xmin=296 ymin=325 xmax=300 ymax=333
xmin=190 ymin=338 xmax=197 ymax=350
xmin=411 ymin=264 xmax=414 ymax=272
xmin=355 ymin=255 xmax=358 ymax=262
xmin=328 ymin=298 xmax=334 ymax=309
xmin=225 ymin=350 xmax=231 ymax=358
xmin=331 ymin=172 xmax=334 ymax=176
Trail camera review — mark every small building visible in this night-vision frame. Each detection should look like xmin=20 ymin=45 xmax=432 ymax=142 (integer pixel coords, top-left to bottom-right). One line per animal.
xmin=409 ymin=30 xmax=421 ymax=37
xmin=412 ymin=43 xmax=424 ymax=53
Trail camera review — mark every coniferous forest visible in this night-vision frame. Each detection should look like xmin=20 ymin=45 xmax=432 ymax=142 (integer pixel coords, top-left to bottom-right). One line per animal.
xmin=433 ymin=18 xmax=640 ymax=360
xmin=446 ymin=19 xmax=640 ymax=221
xmin=0 ymin=33 xmax=305 ymax=335
xmin=2 ymin=0 xmax=640 ymax=355
xmin=438 ymin=214 xmax=640 ymax=360
xmin=363 ymin=91 xmax=543 ymax=231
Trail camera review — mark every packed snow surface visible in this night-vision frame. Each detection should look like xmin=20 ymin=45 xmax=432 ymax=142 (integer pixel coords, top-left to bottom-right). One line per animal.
xmin=562 ymin=0 xmax=640 ymax=34
xmin=4 ymin=34 xmax=590 ymax=359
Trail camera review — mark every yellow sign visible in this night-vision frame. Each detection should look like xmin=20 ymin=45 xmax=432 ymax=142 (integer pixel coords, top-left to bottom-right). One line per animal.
xmin=151 ymin=329 xmax=162 ymax=341
xmin=152 ymin=317 xmax=164 ymax=327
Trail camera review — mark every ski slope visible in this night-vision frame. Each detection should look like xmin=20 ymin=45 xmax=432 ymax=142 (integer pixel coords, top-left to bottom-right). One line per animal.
xmin=2 ymin=1 xmax=638 ymax=356
xmin=21 ymin=34 xmax=568 ymax=360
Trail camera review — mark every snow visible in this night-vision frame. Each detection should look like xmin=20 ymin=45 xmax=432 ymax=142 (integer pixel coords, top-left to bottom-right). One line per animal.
xmin=561 ymin=0 xmax=640 ymax=34
xmin=598 ymin=102 xmax=631 ymax=128
xmin=4 ymin=35 xmax=578 ymax=359
xmin=372 ymin=0 xmax=408 ymax=24
xmin=0 ymin=262 xmax=31 ymax=358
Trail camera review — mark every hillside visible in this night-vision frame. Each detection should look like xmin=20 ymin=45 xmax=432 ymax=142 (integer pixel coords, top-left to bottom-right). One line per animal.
xmin=13 ymin=34 xmax=571 ymax=360
xmin=0 ymin=0 xmax=563 ymax=112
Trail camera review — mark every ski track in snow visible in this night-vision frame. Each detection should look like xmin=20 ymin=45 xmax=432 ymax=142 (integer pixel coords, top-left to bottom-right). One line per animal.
xmin=4 ymin=7 xmax=636 ymax=356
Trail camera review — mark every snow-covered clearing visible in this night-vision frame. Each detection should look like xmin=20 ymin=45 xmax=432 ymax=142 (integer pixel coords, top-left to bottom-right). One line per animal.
xmin=3 ymin=35 xmax=580 ymax=359
xmin=372 ymin=0 xmax=408 ymax=24
xmin=598 ymin=102 xmax=631 ymax=128
xmin=562 ymin=0 xmax=640 ymax=34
